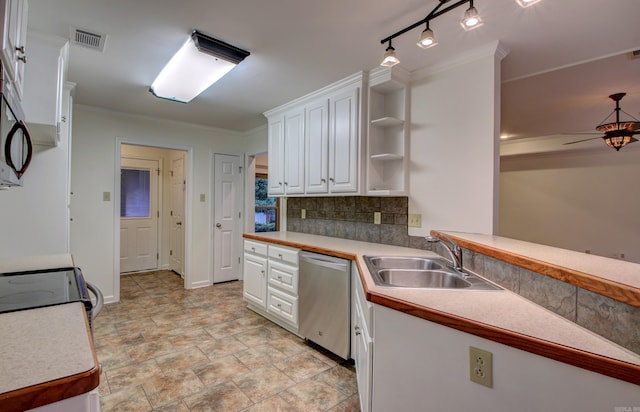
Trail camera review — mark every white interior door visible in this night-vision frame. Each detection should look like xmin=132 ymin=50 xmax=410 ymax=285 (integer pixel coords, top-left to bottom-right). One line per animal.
xmin=213 ymin=153 xmax=242 ymax=283
xmin=120 ymin=158 xmax=159 ymax=273
xmin=169 ymin=151 xmax=186 ymax=276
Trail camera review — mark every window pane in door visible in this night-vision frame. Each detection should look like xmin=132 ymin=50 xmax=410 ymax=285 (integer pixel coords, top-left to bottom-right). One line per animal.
xmin=121 ymin=169 xmax=150 ymax=217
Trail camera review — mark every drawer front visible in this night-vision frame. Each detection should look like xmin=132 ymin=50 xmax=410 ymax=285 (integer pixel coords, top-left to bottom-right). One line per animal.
xmin=268 ymin=260 xmax=298 ymax=295
xmin=244 ymin=240 xmax=268 ymax=256
xmin=268 ymin=244 xmax=299 ymax=266
xmin=267 ymin=287 xmax=298 ymax=326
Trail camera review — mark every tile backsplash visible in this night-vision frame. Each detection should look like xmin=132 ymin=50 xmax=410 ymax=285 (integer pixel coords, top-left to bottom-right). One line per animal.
xmin=286 ymin=196 xmax=411 ymax=247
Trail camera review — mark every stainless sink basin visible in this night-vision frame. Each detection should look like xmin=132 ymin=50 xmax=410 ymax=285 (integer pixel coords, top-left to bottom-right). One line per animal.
xmin=366 ymin=256 xmax=445 ymax=270
xmin=376 ymin=269 xmax=471 ymax=288
xmin=363 ymin=255 xmax=502 ymax=290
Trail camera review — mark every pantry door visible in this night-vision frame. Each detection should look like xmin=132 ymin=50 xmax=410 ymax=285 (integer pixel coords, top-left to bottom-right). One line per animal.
xmin=213 ymin=153 xmax=242 ymax=283
xmin=120 ymin=158 xmax=159 ymax=273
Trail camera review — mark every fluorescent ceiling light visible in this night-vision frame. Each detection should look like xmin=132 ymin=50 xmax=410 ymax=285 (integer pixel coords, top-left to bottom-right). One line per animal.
xmin=150 ymin=30 xmax=249 ymax=103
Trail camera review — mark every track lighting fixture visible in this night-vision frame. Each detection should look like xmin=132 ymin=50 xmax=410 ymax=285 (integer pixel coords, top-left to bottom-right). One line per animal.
xmin=416 ymin=23 xmax=438 ymax=49
xmin=380 ymin=0 xmax=540 ymax=66
xmin=380 ymin=40 xmax=400 ymax=67
xmin=460 ymin=3 xmax=483 ymax=30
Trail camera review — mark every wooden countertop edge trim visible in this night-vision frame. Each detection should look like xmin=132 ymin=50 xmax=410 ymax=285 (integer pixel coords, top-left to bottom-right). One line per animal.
xmin=433 ymin=231 xmax=640 ymax=308
xmin=0 ymin=310 xmax=101 ymax=412
xmin=366 ymin=289 xmax=640 ymax=386
xmin=243 ymin=234 xmax=640 ymax=386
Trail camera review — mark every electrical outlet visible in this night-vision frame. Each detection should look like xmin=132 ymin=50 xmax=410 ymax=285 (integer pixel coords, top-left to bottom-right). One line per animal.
xmin=408 ymin=214 xmax=422 ymax=227
xmin=469 ymin=346 xmax=493 ymax=388
xmin=301 ymin=209 xmax=306 ymax=219
xmin=373 ymin=212 xmax=381 ymax=225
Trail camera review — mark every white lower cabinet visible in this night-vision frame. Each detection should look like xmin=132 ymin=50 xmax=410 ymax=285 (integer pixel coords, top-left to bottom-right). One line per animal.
xmin=352 ymin=264 xmax=373 ymax=412
xmin=243 ymin=239 xmax=300 ymax=332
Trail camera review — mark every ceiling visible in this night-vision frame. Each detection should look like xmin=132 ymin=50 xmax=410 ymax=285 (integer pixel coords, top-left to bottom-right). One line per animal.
xmin=27 ymin=0 xmax=640 ymax=138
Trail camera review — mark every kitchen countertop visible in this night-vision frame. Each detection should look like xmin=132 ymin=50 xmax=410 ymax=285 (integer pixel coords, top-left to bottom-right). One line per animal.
xmin=434 ymin=231 xmax=640 ymax=307
xmin=0 ymin=302 xmax=100 ymax=412
xmin=244 ymin=231 xmax=640 ymax=385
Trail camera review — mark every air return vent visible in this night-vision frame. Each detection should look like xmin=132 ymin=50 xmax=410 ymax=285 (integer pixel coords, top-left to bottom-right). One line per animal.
xmin=70 ymin=26 xmax=106 ymax=52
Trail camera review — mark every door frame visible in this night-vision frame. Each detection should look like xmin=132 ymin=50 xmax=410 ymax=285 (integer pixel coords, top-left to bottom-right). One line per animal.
xmin=114 ymin=138 xmax=193 ymax=302
xmin=211 ymin=151 xmax=244 ymax=284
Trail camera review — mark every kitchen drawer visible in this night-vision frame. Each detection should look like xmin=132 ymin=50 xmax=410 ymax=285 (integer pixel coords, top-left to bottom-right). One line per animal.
xmin=268 ymin=260 xmax=298 ymax=296
xmin=244 ymin=240 xmax=268 ymax=256
xmin=267 ymin=287 xmax=298 ymax=326
xmin=268 ymin=244 xmax=299 ymax=266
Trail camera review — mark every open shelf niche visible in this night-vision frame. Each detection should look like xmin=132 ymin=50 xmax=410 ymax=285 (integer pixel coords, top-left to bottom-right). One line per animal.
xmin=366 ymin=65 xmax=410 ymax=196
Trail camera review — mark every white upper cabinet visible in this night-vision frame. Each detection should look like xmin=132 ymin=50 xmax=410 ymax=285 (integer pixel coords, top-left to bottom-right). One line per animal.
xmin=329 ymin=87 xmax=360 ymax=193
xmin=0 ymin=0 xmax=28 ymax=98
xmin=22 ymin=32 xmax=69 ymax=146
xmin=304 ymin=98 xmax=329 ymax=194
xmin=267 ymin=108 xmax=305 ymax=196
xmin=283 ymin=109 xmax=305 ymax=195
xmin=264 ymin=72 xmax=364 ymax=197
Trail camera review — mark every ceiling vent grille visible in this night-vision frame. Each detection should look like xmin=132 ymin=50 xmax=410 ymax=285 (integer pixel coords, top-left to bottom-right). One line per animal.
xmin=70 ymin=27 xmax=106 ymax=52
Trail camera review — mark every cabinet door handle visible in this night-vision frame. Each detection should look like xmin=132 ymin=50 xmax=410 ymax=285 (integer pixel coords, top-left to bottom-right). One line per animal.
xmin=354 ymin=326 xmax=361 ymax=336
xmin=284 ymin=182 xmax=288 ymax=186
xmin=278 ymin=253 xmax=283 ymax=258
xmin=321 ymin=178 xmax=326 ymax=183
xmin=15 ymin=46 xmax=25 ymax=53
xmin=251 ymin=247 xmax=256 ymax=252
xmin=278 ymin=181 xmax=283 ymax=186
xmin=329 ymin=177 xmax=335 ymax=183
xmin=18 ymin=55 xmax=27 ymax=63
xmin=277 ymin=275 xmax=282 ymax=280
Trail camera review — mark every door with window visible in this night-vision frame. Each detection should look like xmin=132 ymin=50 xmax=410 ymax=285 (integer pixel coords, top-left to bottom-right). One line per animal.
xmin=120 ymin=158 xmax=159 ymax=273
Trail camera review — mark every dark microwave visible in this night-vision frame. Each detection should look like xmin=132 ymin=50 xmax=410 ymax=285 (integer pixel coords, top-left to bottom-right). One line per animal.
xmin=0 ymin=60 xmax=32 ymax=187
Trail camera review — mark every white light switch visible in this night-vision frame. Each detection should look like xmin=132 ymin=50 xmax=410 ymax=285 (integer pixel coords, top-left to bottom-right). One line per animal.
xmin=103 ymin=192 xmax=111 ymax=201
xmin=200 ymin=194 xmax=205 ymax=202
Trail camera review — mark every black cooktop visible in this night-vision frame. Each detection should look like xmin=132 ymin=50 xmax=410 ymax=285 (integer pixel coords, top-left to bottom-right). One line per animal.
xmin=0 ymin=267 xmax=92 ymax=314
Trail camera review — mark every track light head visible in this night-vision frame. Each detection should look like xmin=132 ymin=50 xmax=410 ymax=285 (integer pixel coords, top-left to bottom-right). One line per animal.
xmin=380 ymin=42 xmax=400 ymax=67
xmin=516 ymin=0 xmax=542 ymax=8
xmin=417 ymin=26 xmax=438 ymax=49
xmin=460 ymin=5 xmax=483 ymax=30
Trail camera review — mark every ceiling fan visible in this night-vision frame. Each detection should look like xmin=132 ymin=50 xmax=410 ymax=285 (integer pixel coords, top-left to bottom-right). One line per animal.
xmin=563 ymin=93 xmax=640 ymax=151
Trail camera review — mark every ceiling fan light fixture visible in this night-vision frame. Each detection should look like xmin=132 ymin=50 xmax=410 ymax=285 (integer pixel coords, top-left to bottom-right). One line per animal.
xmin=460 ymin=5 xmax=483 ymax=31
xmin=595 ymin=93 xmax=640 ymax=151
xmin=150 ymin=30 xmax=249 ymax=103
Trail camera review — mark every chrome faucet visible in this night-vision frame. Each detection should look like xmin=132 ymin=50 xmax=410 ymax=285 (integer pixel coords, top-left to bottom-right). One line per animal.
xmin=426 ymin=234 xmax=463 ymax=271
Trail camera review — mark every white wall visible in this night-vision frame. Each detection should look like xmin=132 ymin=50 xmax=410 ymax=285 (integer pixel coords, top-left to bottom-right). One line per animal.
xmin=0 ymin=141 xmax=70 ymax=258
xmin=70 ymin=106 xmax=259 ymax=302
xmin=0 ymin=91 xmax=72 ymax=259
xmin=408 ymin=42 xmax=505 ymax=236
xmin=500 ymin=147 xmax=640 ymax=263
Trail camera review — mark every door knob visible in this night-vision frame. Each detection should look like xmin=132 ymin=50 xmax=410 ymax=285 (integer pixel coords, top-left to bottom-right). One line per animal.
xmin=176 ymin=221 xmax=182 ymax=226
xmin=216 ymin=223 xmax=222 ymax=228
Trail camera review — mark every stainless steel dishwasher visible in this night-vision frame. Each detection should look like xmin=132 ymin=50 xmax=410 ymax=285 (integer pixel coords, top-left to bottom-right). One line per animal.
xmin=299 ymin=251 xmax=351 ymax=359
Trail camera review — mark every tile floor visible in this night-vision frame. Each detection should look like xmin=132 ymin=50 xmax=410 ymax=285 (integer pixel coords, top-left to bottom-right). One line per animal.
xmin=94 ymin=270 xmax=360 ymax=412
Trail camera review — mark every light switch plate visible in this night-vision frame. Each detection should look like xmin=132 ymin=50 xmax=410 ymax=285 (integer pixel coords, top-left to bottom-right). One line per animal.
xmin=103 ymin=192 xmax=111 ymax=202
xmin=200 ymin=194 xmax=205 ymax=202
xmin=408 ymin=214 xmax=422 ymax=227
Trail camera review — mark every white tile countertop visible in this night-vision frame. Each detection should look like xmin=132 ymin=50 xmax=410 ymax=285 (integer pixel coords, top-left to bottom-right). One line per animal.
xmin=244 ymin=231 xmax=640 ymax=385
xmin=0 ymin=302 xmax=99 ymax=411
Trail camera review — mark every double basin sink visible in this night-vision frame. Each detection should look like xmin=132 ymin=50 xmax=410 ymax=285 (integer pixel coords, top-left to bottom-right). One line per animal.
xmin=363 ymin=255 xmax=502 ymax=290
